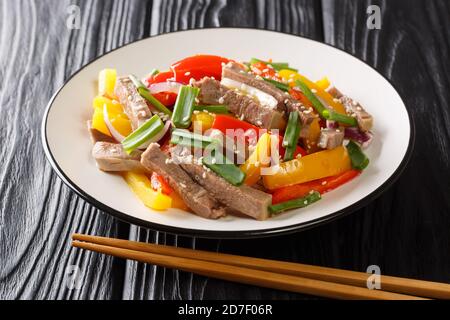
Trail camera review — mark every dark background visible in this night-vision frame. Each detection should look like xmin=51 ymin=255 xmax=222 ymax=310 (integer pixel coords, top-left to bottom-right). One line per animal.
xmin=1 ymin=0 xmax=449 ymax=300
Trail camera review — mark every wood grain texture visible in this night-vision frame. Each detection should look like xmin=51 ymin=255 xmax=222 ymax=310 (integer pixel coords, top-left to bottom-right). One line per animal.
xmin=0 ymin=0 xmax=449 ymax=300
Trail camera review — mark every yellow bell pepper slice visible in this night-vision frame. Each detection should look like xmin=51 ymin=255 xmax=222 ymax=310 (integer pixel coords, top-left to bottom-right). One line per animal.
xmin=91 ymin=96 xmax=132 ymax=137
xmin=240 ymin=133 xmax=271 ymax=185
xmin=98 ymin=69 xmax=117 ymax=99
xmin=315 ymin=77 xmax=330 ymax=90
xmin=305 ymin=118 xmax=321 ymax=154
xmin=278 ymin=69 xmax=346 ymax=115
xmin=123 ymin=172 xmax=172 ymax=211
xmin=170 ymin=191 xmax=190 ymax=211
xmin=263 ymin=146 xmax=351 ymax=190
xmin=91 ymin=107 xmax=111 ymax=136
xmin=191 ymin=111 xmax=215 ymax=132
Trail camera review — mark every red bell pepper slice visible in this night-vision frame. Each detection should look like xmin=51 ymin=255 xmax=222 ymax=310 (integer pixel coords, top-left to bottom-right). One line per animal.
xmin=250 ymin=61 xmax=277 ymax=78
xmin=289 ymin=88 xmax=314 ymax=109
xmin=150 ymin=172 xmax=173 ymax=195
xmin=152 ymin=92 xmax=178 ymax=107
xmin=147 ymin=71 xmax=175 ymax=84
xmin=271 ymin=169 xmax=361 ymax=204
xmin=211 ymin=115 xmax=306 ymax=158
xmin=171 ymin=54 xmax=230 ymax=83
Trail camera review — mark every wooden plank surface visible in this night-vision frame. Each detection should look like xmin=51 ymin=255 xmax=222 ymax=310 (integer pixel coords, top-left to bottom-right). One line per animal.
xmin=0 ymin=0 xmax=449 ymax=300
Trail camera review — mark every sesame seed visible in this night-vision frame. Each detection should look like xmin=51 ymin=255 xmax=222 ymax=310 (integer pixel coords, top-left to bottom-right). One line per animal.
xmin=218 ymin=97 xmax=225 ymax=104
xmin=184 ymin=71 xmax=191 ymax=76
xmin=304 ymin=200 xmax=308 ymax=205
xmin=202 ymin=172 xmax=207 ymax=179
xmin=262 ymin=68 xmax=269 ymax=73
xmin=180 ymin=182 xmax=186 ymax=188
xmin=321 ymin=181 xmax=327 ymax=185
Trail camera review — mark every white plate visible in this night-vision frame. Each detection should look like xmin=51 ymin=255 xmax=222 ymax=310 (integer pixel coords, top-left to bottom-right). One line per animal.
xmin=42 ymin=28 xmax=414 ymax=238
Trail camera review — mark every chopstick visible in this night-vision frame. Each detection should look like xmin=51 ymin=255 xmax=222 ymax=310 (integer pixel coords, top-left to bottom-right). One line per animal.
xmin=71 ymin=234 xmax=441 ymax=300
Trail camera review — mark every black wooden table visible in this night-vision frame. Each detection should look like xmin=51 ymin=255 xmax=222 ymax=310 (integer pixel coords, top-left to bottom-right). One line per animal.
xmin=1 ymin=0 xmax=449 ymax=300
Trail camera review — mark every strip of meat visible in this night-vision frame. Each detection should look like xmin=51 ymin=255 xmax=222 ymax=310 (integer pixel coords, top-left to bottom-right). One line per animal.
xmin=92 ymin=142 xmax=146 ymax=172
xmin=141 ymin=143 xmax=226 ymax=219
xmin=222 ymin=62 xmax=317 ymax=129
xmin=180 ymin=163 xmax=272 ymax=220
xmin=114 ymin=76 xmax=152 ymax=130
xmin=87 ymin=120 xmax=116 ymax=144
xmin=222 ymin=62 xmax=287 ymax=111
xmin=194 ymin=77 xmax=286 ymax=130
xmin=328 ymin=87 xmax=373 ymax=132
xmin=317 ymin=128 xmax=345 ymax=150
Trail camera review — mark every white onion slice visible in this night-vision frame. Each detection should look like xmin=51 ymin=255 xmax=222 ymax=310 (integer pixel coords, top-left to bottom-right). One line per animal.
xmin=148 ymin=81 xmax=182 ymax=94
xmin=137 ymin=120 xmax=172 ymax=150
xmin=220 ymin=77 xmax=278 ymax=110
xmin=103 ymin=105 xmax=125 ymax=142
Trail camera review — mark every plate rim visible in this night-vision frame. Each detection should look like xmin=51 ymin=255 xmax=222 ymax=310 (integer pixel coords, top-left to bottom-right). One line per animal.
xmin=41 ymin=27 xmax=415 ymax=239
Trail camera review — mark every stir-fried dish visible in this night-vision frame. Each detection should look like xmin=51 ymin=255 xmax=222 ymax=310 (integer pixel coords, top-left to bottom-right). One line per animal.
xmin=88 ymin=55 xmax=373 ymax=220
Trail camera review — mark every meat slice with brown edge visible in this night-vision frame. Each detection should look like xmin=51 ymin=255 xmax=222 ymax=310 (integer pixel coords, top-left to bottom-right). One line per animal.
xmin=141 ymin=143 xmax=226 ymax=219
xmin=195 ymin=77 xmax=228 ymax=105
xmin=328 ymin=87 xmax=373 ymax=132
xmin=194 ymin=77 xmax=286 ymax=130
xmin=180 ymin=163 xmax=272 ymax=221
xmin=92 ymin=142 xmax=146 ymax=172
xmin=318 ymin=128 xmax=345 ymax=150
xmin=222 ymin=62 xmax=287 ymax=111
xmin=114 ymin=76 xmax=152 ymax=130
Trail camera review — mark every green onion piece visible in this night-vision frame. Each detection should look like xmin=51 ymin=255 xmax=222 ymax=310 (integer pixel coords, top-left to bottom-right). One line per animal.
xmin=193 ymin=105 xmax=229 ymax=114
xmin=263 ymin=78 xmax=290 ymax=91
xmin=138 ymin=88 xmax=173 ymax=116
xmin=283 ymin=111 xmax=302 ymax=161
xmin=129 ymin=74 xmax=173 ymax=116
xmin=171 ymin=86 xmax=200 ymax=128
xmin=269 ymin=191 xmax=321 ymax=215
xmin=295 ymin=79 xmax=328 ymax=115
xmin=323 ymin=110 xmax=358 ymax=126
xmin=170 ymin=129 xmax=218 ymax=149
xmin=129 ymin=74 xmax=146 ymax=90
xmin=149 ymin=69 xmax=159 ymax=77
xmin=346 ymin=140 xmax=370 ymax=170
xmin=122 ymin=115 xmax=164 ymax=154
xmin=249 ymin=58 xmax=298 ymax=72
xmin=295 ymin=79 xmax=358 ymax=127
xmin=202 ymin=152 xmax=246 ymax=186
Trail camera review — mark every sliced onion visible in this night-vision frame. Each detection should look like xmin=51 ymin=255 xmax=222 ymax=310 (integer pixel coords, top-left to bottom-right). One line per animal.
xmin=345 ymin=127 xmax=374 ymax=149
xmin=137 ymin=120 xmax=172 ymax=150
xmin=148 ymin=81 xmax=182 ymax=94
xmin=103 ymin=105 xmax=126 ymax=142
xmin=326 ymin=120 xmax=338 ymax=129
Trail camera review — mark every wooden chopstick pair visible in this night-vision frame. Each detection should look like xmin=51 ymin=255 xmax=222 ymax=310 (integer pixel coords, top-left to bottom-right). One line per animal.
xmin=72 ymin=234 xmax=450 ymax=300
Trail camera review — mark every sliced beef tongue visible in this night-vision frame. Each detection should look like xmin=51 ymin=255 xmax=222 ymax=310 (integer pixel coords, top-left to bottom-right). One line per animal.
xmin=115 ymin=76 xmax=152 ymax=130
xmin=328 ymin=87 xmax=373 ymax=132
xmin=92 ymin=142 xmax=146 ymax=172
xmin=194 ymin=77 xmax=286 ymax=130
xmin=318 ymin=128 xmax=345 ymax=150
xmin=141 ymin=143 xmax=226 ymax=219
xmin=222 ymin=89 xmax=286 ymax=130
xmin=222 ymin=62 xmax=287 ymax=111
xmin=180 ymin=163 xmax=272 ymax=221
xmin=195 ymin=77 xmax=228 ymax=105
